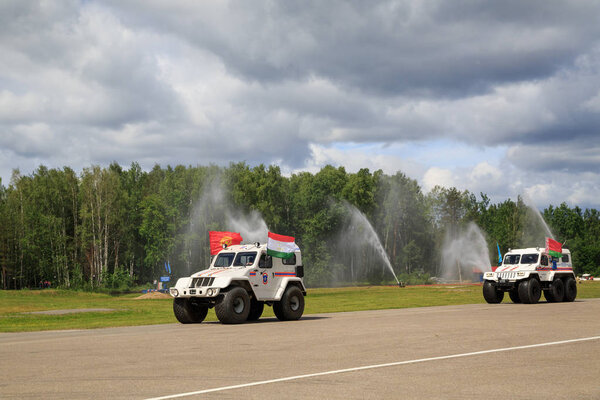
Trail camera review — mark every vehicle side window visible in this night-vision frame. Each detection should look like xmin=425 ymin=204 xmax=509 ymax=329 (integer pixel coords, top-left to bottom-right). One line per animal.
xmin=541 ymin=255 xmax=548 ymax=266
xmin=259 ymin=254 xmax=272 ymax=268
xmin=561 ymin=254 xmax=569 ymax=263
xmin=282 ymin=254 xmax=296 ymax=265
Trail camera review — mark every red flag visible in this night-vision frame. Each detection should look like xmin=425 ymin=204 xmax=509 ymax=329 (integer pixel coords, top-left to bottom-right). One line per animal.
xmin=545 ymin=237 xmax=562 ymax=258
xmin=209 ymin=231 xmax=243 ymax=255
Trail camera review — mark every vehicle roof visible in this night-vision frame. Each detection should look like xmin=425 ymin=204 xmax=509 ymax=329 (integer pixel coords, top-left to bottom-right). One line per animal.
xmin=217 ymin=243 xmax=301 ymax=253
xmin=506 ymin=247 xmax=570 ymax=255
xmin=218 ymin=243 xmax=266 ymax=252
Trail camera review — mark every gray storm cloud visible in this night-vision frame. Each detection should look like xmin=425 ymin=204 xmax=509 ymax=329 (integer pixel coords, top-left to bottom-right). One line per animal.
xmin=0 ymin=0 xmax=599 ymax=207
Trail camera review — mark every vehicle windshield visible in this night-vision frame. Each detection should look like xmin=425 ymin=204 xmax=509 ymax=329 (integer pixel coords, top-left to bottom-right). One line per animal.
xmin=213 ymin=253 xmax=235 ymax=267
xmin=521 ymin=254 xmax=539 ymax=264
xmin=503 ymin=254 xmax=520 ymax=265
xmin=233 ymin=252 xmax=257 ymax=267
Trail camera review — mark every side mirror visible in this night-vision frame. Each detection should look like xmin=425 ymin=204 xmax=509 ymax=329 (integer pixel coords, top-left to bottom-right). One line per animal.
xmin=295 ymin=265 xmax=304 ymax=278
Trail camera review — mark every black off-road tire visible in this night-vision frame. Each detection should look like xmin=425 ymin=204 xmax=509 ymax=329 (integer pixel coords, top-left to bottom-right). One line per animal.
xmin=173 ymin=298 xmax=208 ymax=324
xmin=272 ymin=300 xmax=285 ymax=320
xmin=483 ymin=281 xmax=504 ymax=304
xmin=508 ymin=288 xmax=521 ymax=303
xmin=215 ymin=287 xmax=251 ymax=324
xmin=544 ymin=279 xmax=565 ymax=302
xmin=247 ymin=298 xmax=264 ymax=321
xmin=563 ymin=277 xmax=577 ymax=302
xmin=518 ymin=278 xmax=541 ymax=304
xmin=273 ymin=286 xmax=305 ymax=321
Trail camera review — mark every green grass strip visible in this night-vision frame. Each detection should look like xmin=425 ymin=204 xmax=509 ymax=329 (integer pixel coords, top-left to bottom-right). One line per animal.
xmin=1 ymin=282 xmax=600 ymax=332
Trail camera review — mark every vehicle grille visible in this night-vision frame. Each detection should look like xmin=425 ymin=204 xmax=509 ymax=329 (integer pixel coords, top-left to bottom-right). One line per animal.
xmin=191 ymin=277 xmax=215 ymax=287
xmin=497 ymin=271 xmax=516 ymax=280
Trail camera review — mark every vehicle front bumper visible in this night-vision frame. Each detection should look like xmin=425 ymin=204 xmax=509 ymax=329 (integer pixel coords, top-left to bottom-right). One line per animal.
xmin=169 ymin=287 xmax=220 ymax=298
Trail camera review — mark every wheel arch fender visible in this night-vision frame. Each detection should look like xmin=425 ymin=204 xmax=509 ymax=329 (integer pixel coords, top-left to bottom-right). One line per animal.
xmin=274 ymin=278 xmax=306 ymax=300
xmin=174 ymin=277 xmax=191 ymax=289
xmin=519 ymin=273 xmax=539 ymax=282
xmin=221 ymin=278 xmax=253 ymax=295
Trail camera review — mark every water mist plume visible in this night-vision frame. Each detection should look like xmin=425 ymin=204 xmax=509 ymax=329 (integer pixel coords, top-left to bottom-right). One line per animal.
xmin=440 ymin=222 xmax=491 ymax=282
xmin=184 ymin=174 xmax=269 ymax=274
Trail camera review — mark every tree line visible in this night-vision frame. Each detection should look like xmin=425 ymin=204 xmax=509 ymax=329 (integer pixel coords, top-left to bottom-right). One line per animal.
xmin=1 ymin=162 xmax=599 ymax=289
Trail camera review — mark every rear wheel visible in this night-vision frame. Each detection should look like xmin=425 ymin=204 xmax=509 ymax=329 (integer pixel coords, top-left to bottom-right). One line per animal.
xmin=215 ymin=287 xmax=250 ymax=324
xmin=508 ymin=288 xmax=521 ymax=303
xmin=483 ymin=281 xmax=504 ymax=304
xmin=173 ymin=298 xmax=208 ymax=324
xmin=544 ymin=279 xmax=564 ymax=302
xmin=273 ymin=286 xmax=305 ymax=320
xmin=563 ymin=277 xmax=577 ymax=302
xmin=518 ymin=278 xmax=541 ymax=304
xmin=247 ymin=298 xmax=264 ymax=321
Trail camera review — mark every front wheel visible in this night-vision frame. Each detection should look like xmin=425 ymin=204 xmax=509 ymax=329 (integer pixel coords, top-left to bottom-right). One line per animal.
xmin=215 ymin=287 xmax=250 ymax=324
xmin=518 ymin=278 xmax=541 ymax=304
xmin=173 ymin=298 xmax=208 ymax=324
xmin=273 ymin=286 xmax=305 ymax=321
xmin=483 ymin=281 xmax=504 ymax=304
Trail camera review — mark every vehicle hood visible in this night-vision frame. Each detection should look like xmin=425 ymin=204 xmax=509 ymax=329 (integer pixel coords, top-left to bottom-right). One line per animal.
xmin=190 ymin=267 xmax=249 ymax=279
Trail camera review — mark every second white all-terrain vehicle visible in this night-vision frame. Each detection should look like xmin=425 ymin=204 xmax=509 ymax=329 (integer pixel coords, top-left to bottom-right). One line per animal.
xmin=170 ymin=243 xmax=306 ymax=324
xmin=482 ymin=247 xmax=577 ymax=304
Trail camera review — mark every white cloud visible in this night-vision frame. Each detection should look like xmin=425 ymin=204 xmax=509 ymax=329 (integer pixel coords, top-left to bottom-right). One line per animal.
xmin=523 ymin=184 xmax=554 ymax=206
xmin=422 ymin=167 xmax=456 ymax=193
xmin=290 ymin=143 xmax=426 ymax=178
xmin=469 ymin=162 xmax=502 ymax=182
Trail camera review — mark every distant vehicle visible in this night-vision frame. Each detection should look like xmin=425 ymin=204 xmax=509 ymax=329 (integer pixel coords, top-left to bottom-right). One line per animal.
xmin=482 ymin=247 xmax=576 ymax=304
xmin=169 ymin=243 xmax=306 ymax=324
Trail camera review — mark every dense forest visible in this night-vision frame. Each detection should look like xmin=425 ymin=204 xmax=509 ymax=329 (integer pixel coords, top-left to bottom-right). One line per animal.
xmin=1 ymin=162 xmax=599 ymax=290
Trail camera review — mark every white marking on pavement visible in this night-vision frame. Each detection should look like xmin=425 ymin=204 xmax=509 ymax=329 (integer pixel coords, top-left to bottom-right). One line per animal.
xmin=146 ymin=335 xmax=600 ymax=400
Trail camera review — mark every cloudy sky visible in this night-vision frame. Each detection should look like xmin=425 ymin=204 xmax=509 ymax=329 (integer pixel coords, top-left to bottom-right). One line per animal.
xmin=1 ymin=1 xmax=600 ymax=208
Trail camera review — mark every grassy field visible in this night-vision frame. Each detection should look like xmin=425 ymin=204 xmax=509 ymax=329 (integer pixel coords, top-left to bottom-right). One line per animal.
xmin=2 ymin=282 xmax=600 ymax=332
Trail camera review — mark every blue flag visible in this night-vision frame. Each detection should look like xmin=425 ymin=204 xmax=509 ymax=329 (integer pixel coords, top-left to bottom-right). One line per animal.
xmin=497 ymin=243 xmax=502 ymax=264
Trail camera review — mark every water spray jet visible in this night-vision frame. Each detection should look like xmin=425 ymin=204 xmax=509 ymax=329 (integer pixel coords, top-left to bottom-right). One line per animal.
xmin=341 ymin=201 xmax=403 ymax=287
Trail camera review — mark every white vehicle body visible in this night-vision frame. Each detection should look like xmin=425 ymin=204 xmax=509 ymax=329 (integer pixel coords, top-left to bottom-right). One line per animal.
xmin=482 ymin=247 xmax=577 ymax=304
xmin=170 ymin=243 xmax=306 ymax=324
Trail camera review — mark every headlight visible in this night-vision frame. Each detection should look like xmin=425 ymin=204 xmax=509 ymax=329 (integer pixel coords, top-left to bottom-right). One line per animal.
xmin=517 ymin=272 xmax=525 ymax=276
xmin=484 ymin=272 xmax=494 ymax=278
xmin=207 ymin=288 xmax=213 ymax=296
xmin=170 ymin=288 xmax=179 ymax=297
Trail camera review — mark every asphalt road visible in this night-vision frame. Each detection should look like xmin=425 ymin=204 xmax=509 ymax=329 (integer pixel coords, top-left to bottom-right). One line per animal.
xmin=1 ymin=299 xmax=599 ymax=399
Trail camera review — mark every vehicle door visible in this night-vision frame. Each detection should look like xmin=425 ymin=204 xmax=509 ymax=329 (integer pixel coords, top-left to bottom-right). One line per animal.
xmin=249 ymin=252 xmax=273 ymax=300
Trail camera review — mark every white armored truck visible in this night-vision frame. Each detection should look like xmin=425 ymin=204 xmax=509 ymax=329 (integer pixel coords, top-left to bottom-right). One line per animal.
xmin=482 ymin=247 xmax=576 ymax=304
xmin=169 ymin=243 xmax=306 ymax=324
